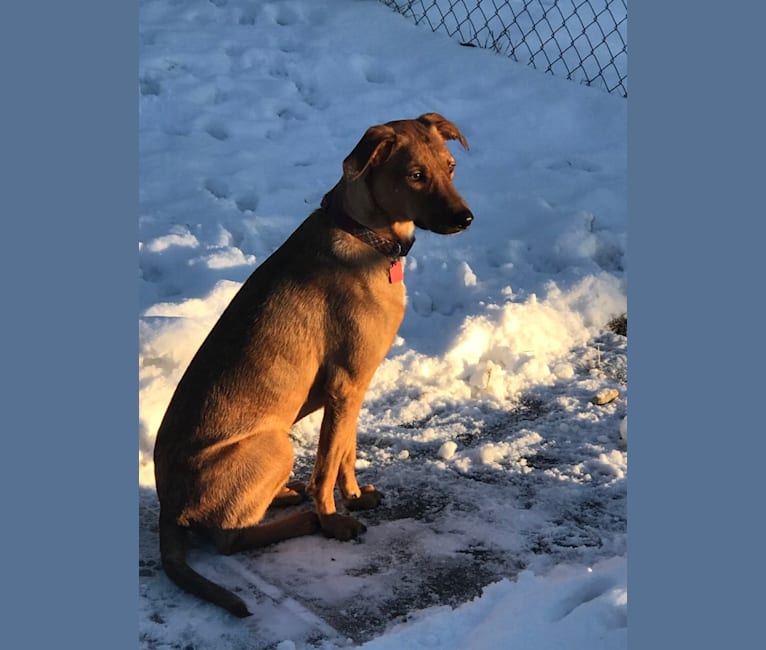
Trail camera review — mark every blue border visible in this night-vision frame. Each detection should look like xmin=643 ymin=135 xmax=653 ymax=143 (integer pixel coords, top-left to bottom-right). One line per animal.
xmin=2 ymin=2 xmax=137 ymax=647
xmin=630 ymin=2 xmax=763 ymax=648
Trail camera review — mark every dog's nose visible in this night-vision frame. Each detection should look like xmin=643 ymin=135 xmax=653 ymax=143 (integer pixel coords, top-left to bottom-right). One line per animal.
xmin=455 ymin=209 xmax=474 ymax=229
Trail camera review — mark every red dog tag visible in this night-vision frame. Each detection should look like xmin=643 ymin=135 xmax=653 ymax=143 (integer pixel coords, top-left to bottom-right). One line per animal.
xmin=389 ymin=259 xmax=404 ymax=284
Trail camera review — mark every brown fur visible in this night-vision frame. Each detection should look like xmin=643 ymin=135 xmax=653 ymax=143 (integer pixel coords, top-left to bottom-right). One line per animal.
xmin=153 ymin=113 xmax=474 ymax=617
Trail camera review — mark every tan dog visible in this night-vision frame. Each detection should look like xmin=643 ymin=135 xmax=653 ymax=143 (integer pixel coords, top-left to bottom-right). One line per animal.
xmin=153 ymin=113 xmax=474 ymax=617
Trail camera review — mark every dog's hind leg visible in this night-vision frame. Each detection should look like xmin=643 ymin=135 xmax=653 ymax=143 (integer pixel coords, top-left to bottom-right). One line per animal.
xmin=269 ymin=480 xmax=309 ymax=508
xmin=210 ymin=510 xmax=320 ymax=555
xmin=341 ymin=481 xmax=384 ymax=512
xmin=201 ymin=430 xmax=319 ymax=553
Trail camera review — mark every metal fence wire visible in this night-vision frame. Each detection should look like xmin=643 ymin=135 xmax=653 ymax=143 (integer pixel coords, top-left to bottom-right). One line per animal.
xmin=379 ymin=0 xmax=627 ymax=97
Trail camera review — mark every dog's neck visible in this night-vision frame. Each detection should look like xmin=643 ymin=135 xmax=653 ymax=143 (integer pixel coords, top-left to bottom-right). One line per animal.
xmin=321 ymin=187 xmax=415 ymax=260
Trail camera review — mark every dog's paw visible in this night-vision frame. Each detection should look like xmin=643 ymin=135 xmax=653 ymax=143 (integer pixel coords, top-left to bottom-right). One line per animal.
xmin=343 ymin=484 xmax=384 ymax=511
xmin=319 ymin=513 xmax=367 ymax=541
xmin=269 ymin=481 xmax=310 ymax=508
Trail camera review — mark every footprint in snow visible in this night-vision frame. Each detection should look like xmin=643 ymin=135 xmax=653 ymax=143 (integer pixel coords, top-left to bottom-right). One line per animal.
xmin=139 ymin=76 xmax=161 ymax=97
xmin=161 ymin=121 xmax=191 ymax=137
xmin=350 ymin=55 xmax=394 ymax=85
xmin=226 ymin=46 xmax=258 ymax=74
xmin=140 ymin=31 xmax=157 ymax=47
xmin=238 ymin=12 xmax=256 ymax=26
xmin=204 ymin=122 xmax=229 ymax=141
xmin=221 ymin=223 xmax=246 ymax=250
xmin=364 ymin=64 xmax=394 ymax=85
xmin=545 ymin=158 xmax=600 ymax=173
xmin=272 ymin=5 xmax=300 ymax=27
xmin=268 ymin=62 xmax=290 ymax=79
xmin=235 ymin=193 xmax=259 ymax=213
xmin=294 ymin=80 xmax=327 ymax=110
xmin=139 ymin=263 xmax=162 ymax=284
xmin=204 ymin=178 xmax=229 ymax=200
xmin=277 ymin=107 xmax=307 ymax=121
xmin=278 ymin=40 xmax=299 ymax=54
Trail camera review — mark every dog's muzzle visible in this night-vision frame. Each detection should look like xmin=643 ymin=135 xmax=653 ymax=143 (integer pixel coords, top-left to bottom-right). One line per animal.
xmin=453 ymin=209 xmax=474 ymax=230
xmin=415 ymin=209 xmax=474 ymax=235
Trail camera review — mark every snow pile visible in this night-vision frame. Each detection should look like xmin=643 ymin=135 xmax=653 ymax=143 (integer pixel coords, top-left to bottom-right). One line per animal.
xmin=359 ymin=556 xmax=627 ymax=650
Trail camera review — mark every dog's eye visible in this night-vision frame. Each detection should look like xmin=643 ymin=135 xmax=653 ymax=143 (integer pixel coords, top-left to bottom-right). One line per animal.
xmin=410 ymin=170 xmax=425 ymax=182
xmin=448 ymin=161 xmax=456 ymax=172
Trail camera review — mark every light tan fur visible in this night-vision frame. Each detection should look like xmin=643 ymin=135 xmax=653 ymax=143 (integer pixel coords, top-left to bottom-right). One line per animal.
xmin=153 ymin=113 xmax=474 ymax=617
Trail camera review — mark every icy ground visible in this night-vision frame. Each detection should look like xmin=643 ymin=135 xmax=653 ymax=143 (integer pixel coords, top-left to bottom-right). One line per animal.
xmin=139 ymin=1 xmax=627 ymax=648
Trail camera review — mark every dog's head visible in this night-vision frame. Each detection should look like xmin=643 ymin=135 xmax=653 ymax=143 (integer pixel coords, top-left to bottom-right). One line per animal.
xmin=342 ymin=113 xmax=474 ymax=235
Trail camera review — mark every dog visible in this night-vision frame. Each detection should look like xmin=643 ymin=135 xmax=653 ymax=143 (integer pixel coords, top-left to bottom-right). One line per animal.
xmin=153 ymin=113 xmax=474 ymax=617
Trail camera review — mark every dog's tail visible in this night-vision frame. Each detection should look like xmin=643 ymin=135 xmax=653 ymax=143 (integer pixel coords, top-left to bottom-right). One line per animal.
xmin=159 ymin=514 xmax=252 ymax=618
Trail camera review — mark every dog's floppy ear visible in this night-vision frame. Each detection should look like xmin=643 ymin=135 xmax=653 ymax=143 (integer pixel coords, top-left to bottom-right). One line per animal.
xmin=417 ymin=112 xmax=469 ymax=151
xmin=343 ymin=124 xmax=397 ymax=181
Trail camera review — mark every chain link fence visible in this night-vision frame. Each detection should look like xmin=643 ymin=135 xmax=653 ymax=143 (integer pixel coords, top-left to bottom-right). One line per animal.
xmin=379 ymin=0 xmax=627 ymax=97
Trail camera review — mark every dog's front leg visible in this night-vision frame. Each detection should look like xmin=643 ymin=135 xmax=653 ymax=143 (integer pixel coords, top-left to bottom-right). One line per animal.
xmin=338 ymin=447 xmax=384 ymax=512
xmin=307 ymin=381 xmax=371 ymax=541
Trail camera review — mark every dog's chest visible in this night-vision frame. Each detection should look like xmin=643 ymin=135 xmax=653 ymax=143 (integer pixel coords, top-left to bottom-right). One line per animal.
xmin=361 ymin=273 xmax=407 ymax=334
xmin=374 ymin=283 xmax=406 ymax=323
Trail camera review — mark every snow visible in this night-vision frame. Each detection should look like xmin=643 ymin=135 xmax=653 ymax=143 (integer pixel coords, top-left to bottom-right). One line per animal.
xmin=139 ymin=0 xmax=627 ymax=648
xmin=358 ymin=556 xmax=626 ymax=650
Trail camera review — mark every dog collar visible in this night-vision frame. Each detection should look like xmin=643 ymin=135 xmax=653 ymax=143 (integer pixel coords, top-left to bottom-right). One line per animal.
xmin=321 ymin=193 xmax=415 ymax=261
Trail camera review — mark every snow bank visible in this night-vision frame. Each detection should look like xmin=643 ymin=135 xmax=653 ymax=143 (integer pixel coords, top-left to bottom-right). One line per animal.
xmin=359 ymin=556 xmax=627 ymax=650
